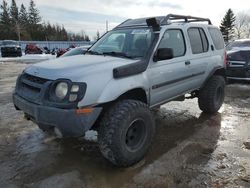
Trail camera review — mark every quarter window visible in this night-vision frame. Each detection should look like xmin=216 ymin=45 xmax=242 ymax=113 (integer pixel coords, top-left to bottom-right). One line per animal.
xmin=188 ymin=28 xmax=209 ymax=54
xmin=158 ymin=29 xmax=186 ymax=58
xmin=208 ymin=28 xmax=224 ymax=50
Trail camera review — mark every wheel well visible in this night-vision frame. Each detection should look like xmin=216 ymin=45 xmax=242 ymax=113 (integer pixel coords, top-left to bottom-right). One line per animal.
xmin=117 ymin=88 xmax=148 ymax=104
xmin=214 ymin=68 xmax=226 ymax=78
xmin=92 ymin=88 xmax=148 ymax=131
xmin=200 ymin=68 xmax=226 ymax=89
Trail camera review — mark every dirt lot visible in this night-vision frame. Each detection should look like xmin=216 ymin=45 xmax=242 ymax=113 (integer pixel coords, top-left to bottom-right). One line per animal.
xmin=0 ymin=62 xmax=250 ymax=188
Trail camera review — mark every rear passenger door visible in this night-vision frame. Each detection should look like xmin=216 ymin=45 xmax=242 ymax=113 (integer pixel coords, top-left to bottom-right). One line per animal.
xmin=186 ymin=27 xmax=211 ymax=88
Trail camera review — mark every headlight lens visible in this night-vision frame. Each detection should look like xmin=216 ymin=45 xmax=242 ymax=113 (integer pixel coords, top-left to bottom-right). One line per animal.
xmin=49 ymin=80 xmax=86 ymax=104
xmin=71 ymin=85 xmax=79 ymax=92
xmin=55 ymin=82 xmax=68 ymax=99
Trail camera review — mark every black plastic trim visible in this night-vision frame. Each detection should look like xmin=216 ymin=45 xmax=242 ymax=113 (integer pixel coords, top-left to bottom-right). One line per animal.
xmin=16 ymin=73 xmax=87 ymax=109
xmin=201 ymin=66 xmax=225 ymax=88
xmin=44 ymin=79 xmax=87 ymax=108
xmin=113 ymin=33 xmax=160 ymax=79
xmin=152 ymin=71 xmax=205 ymax=89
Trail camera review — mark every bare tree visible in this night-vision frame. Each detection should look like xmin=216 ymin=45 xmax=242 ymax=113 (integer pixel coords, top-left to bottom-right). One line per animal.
xmin=234 ymin=12 xmax=250 ymax=39
xmin=245 ymin=16 xmax=250 ymax=38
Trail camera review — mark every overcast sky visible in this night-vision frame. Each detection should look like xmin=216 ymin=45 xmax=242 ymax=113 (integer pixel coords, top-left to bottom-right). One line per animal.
xmin=13 ymin=0 xmax=250 ymax=39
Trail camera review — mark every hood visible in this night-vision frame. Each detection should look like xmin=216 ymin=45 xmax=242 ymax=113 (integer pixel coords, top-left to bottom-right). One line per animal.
xmin=227 ymin=48 xmax=250 ymax=62
xmin=24 ymin=54 xmax=138 ymax=81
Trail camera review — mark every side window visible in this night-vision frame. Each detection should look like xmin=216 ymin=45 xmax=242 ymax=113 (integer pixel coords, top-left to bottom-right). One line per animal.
xmin=199 ymin=29 xmax=209 ymax=52
xmin=158 ymin=29 xmax=186 ymax=58
xmin=188 ymin=28 xmax=209 ymax=54
xmin=208 ymin=28 xmax=225 ymax=50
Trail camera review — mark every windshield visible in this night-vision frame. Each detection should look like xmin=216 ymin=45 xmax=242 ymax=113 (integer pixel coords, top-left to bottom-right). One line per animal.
xmin=2 ymin=40 xmax=17 ymax=45
xmin=226 ymin=40 xmax=250 ymax=50
xmin=89 ymin=28 xmax=155 ymax=59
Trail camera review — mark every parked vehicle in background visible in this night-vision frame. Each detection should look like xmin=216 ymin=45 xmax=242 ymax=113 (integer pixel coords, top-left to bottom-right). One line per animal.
xmin=25 ymin=44 xmax=45 ymax=54
xmin=226 ymin=39 xmax=250 ymax=81
xmin=43 ymin=47 xmax=51 ymax=54
xmin=56 ymin=48 xmax=68 ymax=57
xmin=1 ymin=40 xmax=22 ymax=57
xmin=13 ymin=14 xmax=226 ymax=167
xmin=60 ymin=46 xmax=91 ymax=58
xmin=56 ymin=45 xmax=77 ymax=58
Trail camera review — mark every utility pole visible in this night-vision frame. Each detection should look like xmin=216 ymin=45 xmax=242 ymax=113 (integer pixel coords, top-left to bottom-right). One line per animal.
xmin=106 ymin=20 xmax=109 ymax=32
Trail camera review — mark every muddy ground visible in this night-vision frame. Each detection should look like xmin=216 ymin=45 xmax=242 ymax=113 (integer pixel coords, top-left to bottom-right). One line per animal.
xmin=0 ymin=62 xmax=250 ymax=188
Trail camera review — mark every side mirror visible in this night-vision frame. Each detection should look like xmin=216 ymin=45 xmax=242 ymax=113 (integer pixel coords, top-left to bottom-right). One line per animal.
xmin=154 ymin=48 xmax=174 ymax=62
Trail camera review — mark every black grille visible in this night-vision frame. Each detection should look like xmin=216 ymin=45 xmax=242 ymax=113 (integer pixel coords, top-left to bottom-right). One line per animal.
xmin=17 ymin=73 xmax=50 ymax=103
xmin=22 ymin=73 xmax=48 ymax=84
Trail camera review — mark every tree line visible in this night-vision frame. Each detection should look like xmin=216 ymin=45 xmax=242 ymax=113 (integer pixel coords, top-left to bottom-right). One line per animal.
xmin=0 ymin=0 xmax=90 ymax=41
xmin=220 ymin=8 xmax=250 ymax=42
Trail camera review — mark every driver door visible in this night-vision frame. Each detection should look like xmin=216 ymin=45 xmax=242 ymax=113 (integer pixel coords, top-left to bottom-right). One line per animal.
xmin=148 ymin=29 xmax=191 ymax=106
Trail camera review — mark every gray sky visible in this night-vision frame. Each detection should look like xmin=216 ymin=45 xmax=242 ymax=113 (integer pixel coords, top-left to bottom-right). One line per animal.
xmin=14 ymin=0 xmax=250 ymax=39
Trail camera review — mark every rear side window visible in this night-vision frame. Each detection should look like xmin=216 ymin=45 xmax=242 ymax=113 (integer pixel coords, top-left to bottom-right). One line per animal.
xmin=208 ymin=28 xmax=224 ymax=50
xmin=188 ymin=28 xmax=209 ymax=54
xmin=158 ymin=29 xmax=186 ymax=58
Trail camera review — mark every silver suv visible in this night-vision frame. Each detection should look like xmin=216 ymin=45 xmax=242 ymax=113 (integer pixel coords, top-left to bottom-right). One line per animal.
xmin=13 ymin=14 xmax=226 ymax=167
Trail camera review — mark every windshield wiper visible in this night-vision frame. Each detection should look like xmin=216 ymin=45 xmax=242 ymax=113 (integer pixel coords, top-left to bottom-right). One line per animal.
xmin=86 ymin=50 xmax=103 ymax=55
xmin=102 ymin=51 xmax=134 ymax=59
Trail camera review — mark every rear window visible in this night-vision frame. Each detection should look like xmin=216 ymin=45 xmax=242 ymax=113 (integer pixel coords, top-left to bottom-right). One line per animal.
xmin=208 ymin=28 xmax=224 ymax=50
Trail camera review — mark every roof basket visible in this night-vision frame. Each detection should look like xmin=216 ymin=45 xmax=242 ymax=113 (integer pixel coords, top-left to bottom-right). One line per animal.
xmin=161 ymin=14 xmax=212 ymax=25
xmin=114 ymin=14 xmax=212 ymax=30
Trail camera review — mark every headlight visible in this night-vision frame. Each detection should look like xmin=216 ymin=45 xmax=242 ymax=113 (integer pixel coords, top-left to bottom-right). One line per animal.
xmin=55 ymin=82 xmax=68 ymax=99
xmin=49 ymin=80 xmax=87 ymax=104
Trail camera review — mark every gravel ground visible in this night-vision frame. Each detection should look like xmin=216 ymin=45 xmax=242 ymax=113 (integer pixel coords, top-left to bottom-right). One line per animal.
xmin=0 ymin=62 xmax=250 ymax=188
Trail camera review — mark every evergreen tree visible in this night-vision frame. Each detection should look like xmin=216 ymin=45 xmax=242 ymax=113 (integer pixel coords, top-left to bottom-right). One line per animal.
xmin=0 ymin=0 xmax=11 ymax=39
xmin=0 ymin=0 xmax=90 ymax=41
xmin=19 ymin=4 xmax=28 ymax=25
xmin=19 ymin=3 xmax=30 ymax=39
xmin=28 ymin=0 xmax=41 ymax=40
xmin=220 ymin=8 xmax=236 ymax=42
xmin=10 ymin=0 xmax=19 ymax=40
xmin=84 ymin=35 xmax=90 ymax=42
xmin=10 ymin=0 xmax=18 ymax=22
xmin=28 ymin=0 xmax=41 ymax=25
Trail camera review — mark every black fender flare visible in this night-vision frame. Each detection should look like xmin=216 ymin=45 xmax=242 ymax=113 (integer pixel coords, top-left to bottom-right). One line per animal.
xmin=201 ymin=66 xmax=226 ymax=88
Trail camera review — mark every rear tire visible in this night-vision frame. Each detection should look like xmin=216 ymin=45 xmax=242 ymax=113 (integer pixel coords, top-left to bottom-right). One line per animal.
xmin=198 ymin=75 xmax=225 ymax=114
xmin=98 ymin=99 xmax=155 ymax=167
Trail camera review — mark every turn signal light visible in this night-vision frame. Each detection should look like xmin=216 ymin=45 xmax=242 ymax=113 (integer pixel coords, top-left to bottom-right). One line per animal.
xmin=76 ymin=108 xmax=93 ymax=114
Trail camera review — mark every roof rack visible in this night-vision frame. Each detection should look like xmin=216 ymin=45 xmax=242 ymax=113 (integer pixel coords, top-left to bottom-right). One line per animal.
xmin=162 ymin=14 xmax=212 ymax=25
xmin=114 ymin=14 xmax=212 ymax=30
xmin=115 ymin=19 xmax=132 ymax=28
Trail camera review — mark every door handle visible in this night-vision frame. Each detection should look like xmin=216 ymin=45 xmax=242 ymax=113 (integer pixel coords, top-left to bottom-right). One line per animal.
xmin=185 ymin=61 xmax=191 ymax=65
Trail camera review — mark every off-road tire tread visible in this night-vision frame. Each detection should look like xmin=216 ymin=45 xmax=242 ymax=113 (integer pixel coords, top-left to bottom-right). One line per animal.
xmin=198 ymin=75 xmax=225 ymax=114
xmin=98 ymin=99 xmax=154 ymax=167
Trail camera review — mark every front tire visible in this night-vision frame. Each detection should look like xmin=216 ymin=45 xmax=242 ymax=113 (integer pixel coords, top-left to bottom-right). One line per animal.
xmin=198 ymin=75 xmax=225 ymax=114
xmin=98 ymin=100 xmax=155 ymax=167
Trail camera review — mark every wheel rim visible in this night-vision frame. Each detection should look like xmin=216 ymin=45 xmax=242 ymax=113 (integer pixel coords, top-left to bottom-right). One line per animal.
xmin=125 ymin=118 xmax=146 ymax=152
xmin=215 ymin=86 xmax=223 ymax=105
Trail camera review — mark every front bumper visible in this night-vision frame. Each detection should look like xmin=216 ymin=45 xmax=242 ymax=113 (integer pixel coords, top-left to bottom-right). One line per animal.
xmin=226 ymin=61 xmax=250 ymax=81
xmin=13 ymin=94 xmax=102 ymax=137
